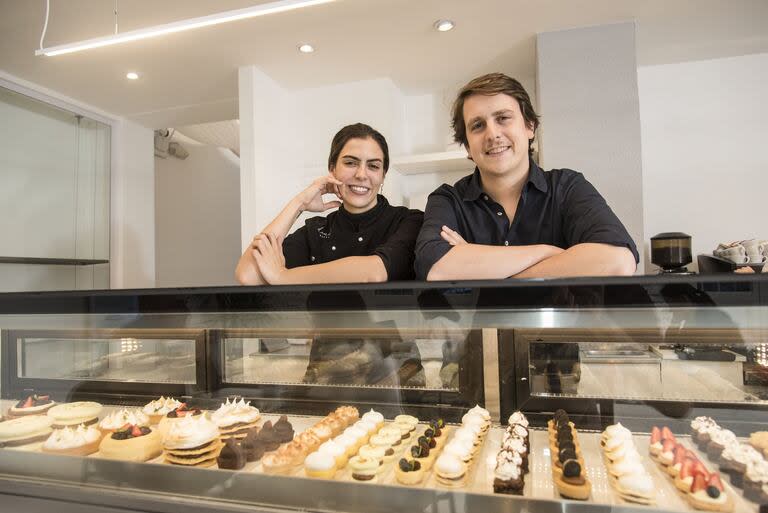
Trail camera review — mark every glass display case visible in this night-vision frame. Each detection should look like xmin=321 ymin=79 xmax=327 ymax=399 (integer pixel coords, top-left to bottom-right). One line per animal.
xmin=0 ymin=275 xmax=767 ymax=513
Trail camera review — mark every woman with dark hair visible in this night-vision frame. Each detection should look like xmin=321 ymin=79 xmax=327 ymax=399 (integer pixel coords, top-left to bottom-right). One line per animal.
xmin=235 ymin=124 xmax=425 ymax=387
xmin=236 ymin=123 xmax=423 ymax=285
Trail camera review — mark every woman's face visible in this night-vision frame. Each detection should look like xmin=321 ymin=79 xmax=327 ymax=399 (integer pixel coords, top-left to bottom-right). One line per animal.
xmin=331 ymin=137 xmax=385 ymax=214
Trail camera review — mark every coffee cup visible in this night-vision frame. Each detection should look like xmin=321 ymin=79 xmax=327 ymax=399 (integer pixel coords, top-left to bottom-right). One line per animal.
xmin=714 ymin=244 xmax=748 ymax=264
xmin=741 ymin=239 xmax=765 ymax=263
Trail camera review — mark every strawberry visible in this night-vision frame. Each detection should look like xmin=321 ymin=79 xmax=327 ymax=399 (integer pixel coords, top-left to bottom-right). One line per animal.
xmin=21 ymin=396 xmax=33 ymax=408
xmin=693 ymin=460 xmax=710 ymax=480
xmin=673 ymin=444 xmax=687 ymax=465
xmin=707 ymin=472 xmax=724 ymax=491
xmin=38 ymin=395 xmax=50 ymax=401
xmin=662 ymin=438 xmax=676 ymax=454
xmin=691 ymin=473 xmax=707 ymax=494
xmin=177 ymin=403 xmax=188 ymax=411
xmin=661 ymin=426 xmax=675 ymax=443
xmin=680 ymin=459 xmax=695 ymax=480
xmin=651 ymin=426 xmax=661 ymax=444
xmin=131 ymin=425 xmax=143 ymax=438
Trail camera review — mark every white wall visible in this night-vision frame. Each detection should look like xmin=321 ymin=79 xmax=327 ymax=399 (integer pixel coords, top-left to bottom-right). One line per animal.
xmin=639 ymin=52 xmax=768 ymax=271
xmin=111 ymin=119 xmax=156 ymax=289
xmin=155 ymin=145 xmax=241 ymax=287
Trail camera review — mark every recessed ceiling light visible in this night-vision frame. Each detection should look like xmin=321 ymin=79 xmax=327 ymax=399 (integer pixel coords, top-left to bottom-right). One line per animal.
xmin=126 ymin=72 xmax=139 ymax=80
xmin=434 ymin=19 xmax=455 ymax=32
xmin=298 ymin=43 xmax=315 ymax=53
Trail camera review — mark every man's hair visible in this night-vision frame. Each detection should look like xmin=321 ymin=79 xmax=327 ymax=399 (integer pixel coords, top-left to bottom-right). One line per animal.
xmin=328 ymin=123 xmax=390 ymax=173
xmin=451 ymin=73 xmax=540 ymax=154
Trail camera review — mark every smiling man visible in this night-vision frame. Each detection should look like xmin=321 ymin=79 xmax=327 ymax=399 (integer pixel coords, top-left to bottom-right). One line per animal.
xmin=415 ymin=73 xmax=638 ymax=280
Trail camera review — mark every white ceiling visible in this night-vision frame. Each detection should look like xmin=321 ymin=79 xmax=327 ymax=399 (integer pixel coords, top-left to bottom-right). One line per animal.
xmin=1 ymin=0 xmax=766 ymax=128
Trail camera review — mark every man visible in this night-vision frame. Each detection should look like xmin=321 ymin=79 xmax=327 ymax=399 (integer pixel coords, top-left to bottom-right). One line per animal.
xmin=415 ymin=73 xmax=638 ymax=280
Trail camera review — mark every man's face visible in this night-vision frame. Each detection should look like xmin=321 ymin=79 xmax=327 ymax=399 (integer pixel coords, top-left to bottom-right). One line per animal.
xmin=463 ymin=93 xmax=534 ymax=179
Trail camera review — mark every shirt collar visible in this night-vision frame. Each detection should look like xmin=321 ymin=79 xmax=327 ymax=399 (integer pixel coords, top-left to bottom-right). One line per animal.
xmin=462 ymin=158 xmax=548 ymax=202
xmin=337 ymin=194 xmax=389 ymax=229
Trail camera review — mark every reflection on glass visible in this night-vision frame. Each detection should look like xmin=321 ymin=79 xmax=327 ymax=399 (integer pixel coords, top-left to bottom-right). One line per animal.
xmin=529 ymin=340 xmax=768 ymax=403
xmin=19 ymin=338 xmax=196 ymax=384
xmin=223 ymin=336 xmax=462 ymax=391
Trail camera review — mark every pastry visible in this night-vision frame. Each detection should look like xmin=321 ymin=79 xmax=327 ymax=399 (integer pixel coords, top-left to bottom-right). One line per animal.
xmin=354 ymin=419 xmax=379 ymax=436
xmin=162 ymin=415 xmax=222 ymax=468
xmin=98 ymin=424 xmax=162 ymax=462
xmin=392 ymin=421 xmax=415 ymax=440
xmin=7 ymin=393 xmax=55 ymax=418
xmin=426 ymin=419 xmax=448 ymax=448
xmin=143 ymin=396 xmax=183 ymax=424
xmin=395 ymin=458 xmax=424 ymax=485
xmin=691 ymin=417 xmax=718 ymax=449
xmin=157 ymin=404 xmax=204 ymax=438
xmin=334 ymin=406 xmax=359 ymax=425
xmin=261 ymin=448 xmax=297 ymax=475
xmin=410 ymin=436 xmax=436 ymax=471
xmin=273 ymin=415 xmax=294 ymax=443
xmin=508 ymin=411 xmax=529 ymax=428
xmin=333 ymin=433 xmax=359 ymax=457
xmin=688 ymin=472 xmax=734 ymax=512
xmin=549 ymin=412 xmax=591 ymax=500
xmin=493 ymin=450 xmax=524 ymax=495
xmin=348 ymin=455 xmax=379 ymax=482
xmin=47 ymin=401 xmax=102 ymax=428
xmin=241 ymin=427 xmax=264 ymax=462
xmin=318 ymin=439 xmax=348 ymax=468
xmin=0 ymin=415 xmax=53 ymax=447
xmin=369 ymin=434 xmax=397 ymax=462
xmin=394 ymin=414 xmax=419 ymax=429
xmin=211 ymin=399 xmax=261 ymax=441
xmin=217 ymin=438 xmax=246 ymax=470
xmin=600 ymin=422 xmax=655 ymax=505
xmin=257 ymin=421 xmax=281 ymax=452
xmin=744 ymin=459 xmax=768 ymax=501
xmin=304 ymin=451 xmax=336 ymax=478
xmin=435 ymin=453 xmax=467 ymax=487
xmin=706 ymin=429 xmax=737 ymax=463
xmin=749 ymin=432 xmax=768 ymax=453
xmin=98 ymin=408 xmax=150 ymax=435
xmin=361 ymin=409 xmax=384 ymax=430
xmin=342 ymin=425 xmax=369 ymax=448
xmin=308 ymin=423 xmax=334 ymax=443
xmin=358 ymin=444 xmax=386 ymax=465
xmin=467 ymin=404 xmax=491 ymax=428
xmin=462 ymin=411 xmax=489 ymax=435
xmin=444 ymin=438 xmax=474 ymax=464
xmin=42 ymin=424 xmax=101 ymax=456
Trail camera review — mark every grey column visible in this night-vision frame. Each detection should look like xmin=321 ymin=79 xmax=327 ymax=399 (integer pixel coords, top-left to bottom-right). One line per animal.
xmin=536 ymin=22 xmax=645 ymax=271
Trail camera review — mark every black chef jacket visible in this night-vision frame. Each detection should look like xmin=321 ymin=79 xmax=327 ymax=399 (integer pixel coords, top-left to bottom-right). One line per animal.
xmin=415 ymin=160 xmax=639 ymax=279
xmin=282 ymin=195 xmax=423 ymax=281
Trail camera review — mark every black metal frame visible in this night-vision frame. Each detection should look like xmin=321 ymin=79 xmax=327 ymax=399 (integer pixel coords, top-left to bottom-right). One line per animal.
xmin=500 ymin=328 xmax=768 ymax=435
xmin=1 ymin=329 xmax=208 ymax=406
xmin=207 ymin=328 xmax=485 ymax=421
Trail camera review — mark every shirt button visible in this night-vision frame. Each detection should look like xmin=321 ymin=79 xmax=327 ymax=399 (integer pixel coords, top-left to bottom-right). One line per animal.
xmin=484 ymin=195 xmax=489 ymax=201
xmin=504 ymin=241 xmax=509 ymax=246
xmin=331 ymin=246 xmax=336 ymax=251
xmin=358 ymin=237 xmax=363 ymax=242
xmin=311 ymin=256 xmax=316 ymax=262
xmin=497 ymin=211 xmax=503 ymax=216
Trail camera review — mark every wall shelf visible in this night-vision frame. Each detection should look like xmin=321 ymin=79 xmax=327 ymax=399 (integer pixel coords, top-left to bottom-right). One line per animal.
xmin=0 ymin=257 xmax=109 ymax=266
xmin=391 ymin=150 xmax=474 ymax=175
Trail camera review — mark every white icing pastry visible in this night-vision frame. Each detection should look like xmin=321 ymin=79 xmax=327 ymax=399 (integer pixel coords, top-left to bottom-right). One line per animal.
xmin=361 ymin=409 xmax=383 ymax=425
xmin=461 ymin=412 xmax=486 ymax=430
xmin=142 ymin=396 xmax=182 ymax=415
xmin=394 ymin=414 xmax=419 ymax=427
xmin=358 ymin=444 xmax=385 ymax=461
xmin=304 ymin=451 xmax=335 ymax=471
xmin=210 ymin=398 xmax=260 ymax=427
xmin=444 ymin=439 xmax=473 ymax=461
xmin=318 ymin=440 xmax=345 ymax=458
xmin=354 ymin=420 xmax=378 ymax=434
xmin=0 ymin=415 xmax=53 ymax=442
xmin=99 ymin=408 xmax=149 ymax=430
xmin=605 ymin=422 xmax=633 ymax=440
xmin=343 ymin=426 xmax=368 ymax=440
xmin=333 ymin=433 xmax=358 ymax=451
xmin=468 ymin=404 xmax=490 ymax=421
xmin=162 ymin=415 xmax=219 ymax=450
xmin=494 ymin=459 xmax=521 ymax=480
xmin=507 ymin=411 xmax=529 ymax=428
xmin=502 ymin=436 xmax=527 ymax=455
xmin=618 ymin=474 xmax=654 ymax=495
xmin=435 ymin=454 xmax=465 ymax=475
xmin=47 ymin=402 xmax=102 ymax=422
xmin=43 ymin=424 xmax=100 ymax=450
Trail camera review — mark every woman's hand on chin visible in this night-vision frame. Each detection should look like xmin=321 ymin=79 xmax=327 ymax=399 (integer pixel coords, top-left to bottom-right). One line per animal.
xmin=297 ymin=173 xmax=344 ymax=213
xmin=252 ymin=233 xmax=288 ymax=285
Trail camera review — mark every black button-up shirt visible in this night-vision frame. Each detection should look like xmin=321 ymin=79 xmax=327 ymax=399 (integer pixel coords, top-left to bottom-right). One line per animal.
xmin=283 ymin=195 xmax=423 ymax=281
xmin=414 ymin=161 xmax=639 ymax=279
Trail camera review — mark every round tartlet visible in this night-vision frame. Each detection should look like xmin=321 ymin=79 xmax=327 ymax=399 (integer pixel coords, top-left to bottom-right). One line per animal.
xmin=47 ymin=402 xmax=102 ymax=428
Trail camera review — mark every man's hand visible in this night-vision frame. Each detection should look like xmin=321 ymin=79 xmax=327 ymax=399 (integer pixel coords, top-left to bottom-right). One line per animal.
xmin=440 ymin=225 xmax=468 ymax=246
xmin=252 ymin=233 xmax=288 ymax=284
xmin=296 ymin=174 xmax=344 ymax=213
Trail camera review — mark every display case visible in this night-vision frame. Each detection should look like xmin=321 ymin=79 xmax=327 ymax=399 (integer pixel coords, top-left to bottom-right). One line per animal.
xmin=0 ymin=275 xmax=767 ymax=513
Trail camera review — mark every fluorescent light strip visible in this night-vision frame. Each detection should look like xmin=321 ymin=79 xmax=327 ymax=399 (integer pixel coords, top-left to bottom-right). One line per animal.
xmin=36 ymin=0 xmax=334 ymax=57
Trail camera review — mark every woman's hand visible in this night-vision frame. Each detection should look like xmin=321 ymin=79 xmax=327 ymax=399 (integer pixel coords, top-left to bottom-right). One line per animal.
xmin=441 ymin=225 xmax=469 ymax=246
xmin=251 ymin=233 xmax=288 ymax=284
xmin=296 ymin=174 xmax=344 ymax=213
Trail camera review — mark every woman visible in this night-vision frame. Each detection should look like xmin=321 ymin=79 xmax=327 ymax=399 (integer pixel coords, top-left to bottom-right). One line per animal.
xmin=235 ymin=123 xmax=422 ymax=285
xmin=235 ymin=123 xmax=425 ymax=387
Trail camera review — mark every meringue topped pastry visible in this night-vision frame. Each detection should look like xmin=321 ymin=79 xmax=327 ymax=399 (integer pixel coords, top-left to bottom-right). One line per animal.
xmin=42 ymin=424 xmax=101 ymax=455
xmin=99 ymin=408 xmax=149 ymax=432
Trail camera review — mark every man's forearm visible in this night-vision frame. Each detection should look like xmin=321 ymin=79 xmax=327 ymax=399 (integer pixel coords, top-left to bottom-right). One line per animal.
xmin=426 ymin=244 xmax=561 ymax=281
xmin=276 ymin=255 xmax=388 ymax=284
xmin=514 ymin=243 xmax=636 ymax=278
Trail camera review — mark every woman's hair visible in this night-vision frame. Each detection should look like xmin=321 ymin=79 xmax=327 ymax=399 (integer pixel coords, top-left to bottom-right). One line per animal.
xmin=328 ymin=123 xmax=390 ymax=173
xmin=451 ymin=73 xmax=540 ymax=154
